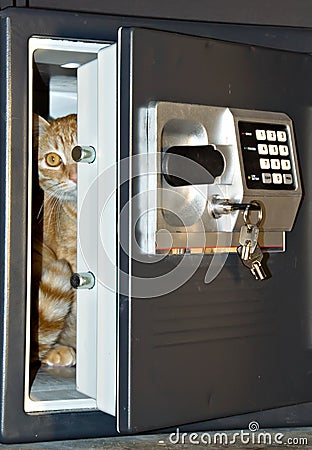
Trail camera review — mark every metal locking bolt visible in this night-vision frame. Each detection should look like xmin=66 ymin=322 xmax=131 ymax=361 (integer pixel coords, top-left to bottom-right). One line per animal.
xmin=70 ymin=272 xmax=96 ymax=289
xmin=71 ymin=145 xmax=96 ymax=163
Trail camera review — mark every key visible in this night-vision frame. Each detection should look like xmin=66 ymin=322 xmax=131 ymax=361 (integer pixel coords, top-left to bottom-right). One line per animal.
xmin=252 ymin=260 xmax=267 ymax=281
xmin=239 ymin=244 xmax=268 ymax=280
xmin=239 ymin=240 xmax=252 ymax=261
xmin=238 ymin=224 xmax=259 ymax=261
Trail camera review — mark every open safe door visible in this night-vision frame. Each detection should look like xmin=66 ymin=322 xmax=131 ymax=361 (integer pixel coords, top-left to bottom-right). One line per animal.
xmin=75 ymin=27 xmax=309 ymax=434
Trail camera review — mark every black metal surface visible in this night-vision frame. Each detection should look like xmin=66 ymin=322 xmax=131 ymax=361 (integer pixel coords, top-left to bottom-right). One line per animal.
xmin=118 ymin=27 xmax=312 ymax=433
xmin=16 ymin=0 xmax=312 ymax=28
xmin=0 ymin=0 xmax=11 ymax=9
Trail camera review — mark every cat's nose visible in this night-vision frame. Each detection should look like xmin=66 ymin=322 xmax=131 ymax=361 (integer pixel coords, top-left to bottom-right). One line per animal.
xmin=69 ymin=167 xmax=77 ymax=184
xmin=69 ymin=173 xmax=77 ymax=184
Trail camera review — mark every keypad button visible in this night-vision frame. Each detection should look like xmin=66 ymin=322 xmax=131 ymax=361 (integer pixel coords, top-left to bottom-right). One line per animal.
xmin=279 ymin=145 xmax=289 ymax=156
xmin=266 ymin=130 xmax=276 ymax=141
xmin=272 ymin=173 xmax=283 ymax=184
xmin=281 ymin=159 xmax=291 ymax=170
xmin=260 ymin=158 xmax=270 ymax=170
xmin=262 ymin=173 xmax=272 ymax=184
xmin=277 ymin=131 xmax=287 ymax=142
xmin=256 ymin=129 xmax=266 ymax=141
xmin=270 ymin=159 xmax=281 ymax=170
xmin=258 ymin=144 xmax=268 ymax=155
xmin=269 ymin=144 xmax=279 ymax=155
xmin=283 ymin=174 xmax=293 ymax=185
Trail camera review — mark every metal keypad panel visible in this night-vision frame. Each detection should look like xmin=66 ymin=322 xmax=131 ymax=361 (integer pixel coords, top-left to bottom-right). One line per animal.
xmin=238 ymin=121 xmax=296 ymax=190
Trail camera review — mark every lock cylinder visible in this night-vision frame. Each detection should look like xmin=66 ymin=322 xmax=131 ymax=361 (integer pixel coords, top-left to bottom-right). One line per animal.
xmin=72 ymin=145 xmax=96 ymax=163
xmin=70 ymin=272 xmax=96 ymax=289
xmin=209 ymin=195 xmax=262 ymax=219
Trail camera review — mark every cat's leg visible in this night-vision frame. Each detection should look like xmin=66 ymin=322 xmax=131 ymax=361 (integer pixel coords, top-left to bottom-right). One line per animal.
xmin=37 ymin=258 xmax=76 ymax=366
xmin=43 ymin=304 xmax=77 ymax=367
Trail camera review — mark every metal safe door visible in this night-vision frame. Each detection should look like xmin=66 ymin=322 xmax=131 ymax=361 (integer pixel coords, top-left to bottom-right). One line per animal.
xmin=112 ymin=28 xmax=311 ymax=432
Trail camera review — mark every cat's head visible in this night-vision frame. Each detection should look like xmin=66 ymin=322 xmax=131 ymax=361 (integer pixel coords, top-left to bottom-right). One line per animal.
xmin=34 ymin=114 xmax=77 ymax=202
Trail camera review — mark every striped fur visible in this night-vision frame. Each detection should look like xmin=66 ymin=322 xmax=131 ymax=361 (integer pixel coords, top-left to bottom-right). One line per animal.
xmin=32 ymin=114 xmax=77 ymax=366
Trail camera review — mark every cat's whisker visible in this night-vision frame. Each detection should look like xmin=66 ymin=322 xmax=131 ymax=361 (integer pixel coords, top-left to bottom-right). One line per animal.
xmin=40 ymin=185 xmax=76 ymax=233
xmin=45 ymin=182 xmax=76 ymax=201
xmin=46 ymin=194 xmax=63 ymax=229
xmin=37 ymin=202 xmax=44 ymax=221
xmin=54 ymin=196 xmax=62 ymax=235
xmin=45 ymin=197 xmax=58 ymax=231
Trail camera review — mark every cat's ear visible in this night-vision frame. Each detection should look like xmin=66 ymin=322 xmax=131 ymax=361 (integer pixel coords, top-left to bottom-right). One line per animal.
xmin=33 ymin=114 xmax=51 ymax=138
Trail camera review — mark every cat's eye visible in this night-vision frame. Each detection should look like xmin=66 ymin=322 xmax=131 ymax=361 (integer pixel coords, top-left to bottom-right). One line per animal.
xmin=45 ymin=152 xmax=62 ymax=167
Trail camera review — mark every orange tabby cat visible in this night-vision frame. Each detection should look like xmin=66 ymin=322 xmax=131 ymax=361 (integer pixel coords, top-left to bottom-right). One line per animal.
xmin=32 ymin=113 xmax=77 ymax=366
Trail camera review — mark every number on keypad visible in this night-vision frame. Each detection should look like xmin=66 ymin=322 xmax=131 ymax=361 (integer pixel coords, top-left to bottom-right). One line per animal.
xmin=270 ymin=159 xmax=280 ymax=170
xmin=269 ymin=145 xmax=278 ymax=155
xmin=256 ymin=129 xmax=266 ymax=140
xmin=279 ymin=145 xmax=289 ymax=156
xmin=277 ymin=131 xmax=287 ymax=142
xmin=266 ymin=130 xmax=276 ymax=141
xmin=272 ymin=173 xmax=283 ymax=184
xmin=281 ymin=159 xmax=291 ymax=170
xmin=258 ymin=144 xmax=268 ymax=154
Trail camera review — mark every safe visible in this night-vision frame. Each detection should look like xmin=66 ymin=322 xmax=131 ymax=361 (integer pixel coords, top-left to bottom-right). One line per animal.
xmin=0 ymin=0 xmax=312 ymax=444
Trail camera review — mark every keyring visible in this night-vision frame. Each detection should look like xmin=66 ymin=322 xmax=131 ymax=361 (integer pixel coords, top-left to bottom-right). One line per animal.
xmin=243 ymin=201 xmax=263 ymax=227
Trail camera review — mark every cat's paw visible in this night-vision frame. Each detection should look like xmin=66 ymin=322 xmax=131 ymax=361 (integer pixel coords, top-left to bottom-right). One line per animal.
xmin=41 ymin=345 xmax=76 ymax=367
